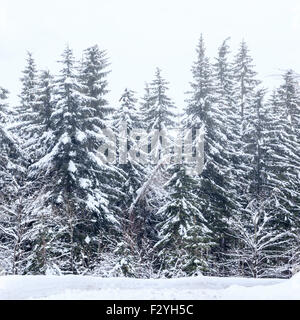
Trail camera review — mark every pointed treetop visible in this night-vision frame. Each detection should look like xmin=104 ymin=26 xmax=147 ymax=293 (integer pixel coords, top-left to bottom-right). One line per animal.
xmin=197 ymin=34 xmax=206 ymax=56
xmin=58 ymin=45 xmax=76 ymax=75
xmin=119 ymin=88 xmax=137 ymax=105
xmin=217 ymin=37 xmax=231 ymax=59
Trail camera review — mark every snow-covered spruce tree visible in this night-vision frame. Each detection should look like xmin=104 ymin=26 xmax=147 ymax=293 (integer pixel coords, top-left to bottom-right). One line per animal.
xmin=144 ymin=68 xmax=177 ymax=132
xmin=26 ymin=47 xmax=82 ymax=273
xmin=214 ymin=38 xmax=235 ymax=107
xmin=79 ymin=45 xmax=112 ymax=117
xmin=0 ymin=87 xmax=16 ymax=273
xmin=154 ymin=164 xmax=213 ymax=277
xmin=231 ymin=40 xmax=261 ymax=209
xmin=10 ymin=55 xmax=57 ymax=275
xmin=12 ymin=52 xmax=40 ymax=163
xmin=139 ymin=74 xmax=176 ymax=167
xmin=25 ymin=69 xmax=55 ymax=184
xmin=143 ymin=68 xmax=177 ymax=167
xmin=143 ymin=67 xmax=177 ymax=190
xmin=185 ymin=35 xmax=213 ymax=130
xmin=263 ymin=71 xmax=300 ymax=276
xmin=228 ymin=90 xmax=292 ymax=278
xmin=113 ymin=89 xmax=145 ymax=220
xmin=233 ymin=40 xmax=261 ymax=123
xmin=184 ymin=35 xmax=233 ymax=274
xmin=34 ymin=70 xmax=55 ymax=154
xmin=223 ymin=41 xmax=271 ymax=276
xmin=136 ymin=69 xmax=178 ymax=255
xmin=5 ymin=63 xmax=57 ymax=275
xmin=23 ymin=70 xmax=60 ymax=274
xmin=213 ymin=37 xmax=240 ymax=156
xmin=77 ymin=44 xmax=126 ymax=272
xmin=27 ymin=46 xmax=118 ymax=274
xmin=0 ymin=87 xmax=31 ymax=275
xmin=0 ymin=87 xmax=17 ymax=192
xmin=209 ymin=38 xmax=245 ymax=275
xmin=111 ymin=88 xmax=156 ymax=277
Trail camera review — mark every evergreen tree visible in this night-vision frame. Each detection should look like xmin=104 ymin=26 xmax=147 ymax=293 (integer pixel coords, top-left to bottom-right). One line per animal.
xmin=231 ymin=40 xmax=261 ymax=203
xmin=155 ymin=164 xmax=212 ymax=277
xmin=28 ymin=70 xmax=56 ymax=175
xmin=130 ymin=69 xmax=178 ymax=262
xmin=0 ymin=87 xmax=30 ymax=275
xmin=0 ymin=87 xmax=18 ymax=195
xmin=111 ymin=89 xmax=152 ymax=276
xmin=79 ymin=45 xmax=113 ymax=123
xmin=209 ymin=38 xmax=243 ymax=274
xmin=228 ymin=90 xmax=292 ymax=278
xmin=13 ymin=52 xmax=40 ymax=163
xmin=28 ymin=47 xmax=83 ymax=273
xmin=113 ymin=88 xmax=145 ymax=213
xmin=24 ymin=70 xmax=58 ymax=274
xmin=185 ymin=35 xmax=214 ymax=129
xmin=144 ymin=68 xmax=177 ymax=131
xmin=224 ymin=42 xmax=271 ymax=277
xmin=78 ymin=45 xmax=126 ymax=270
xmin=26 ymin=47 xmax=88 ymax=273
xmin=263 ymin=71 xmax=300 ymax=275
xmin=0 ymin=87 xmax=16 ymax=273
xmin=184 ymin=36 xmax=233 ymax=274
xmin=142 ymin=68 xmax=177 ymax=164
xmin=233 ymin=40 xmax=261 ymax=122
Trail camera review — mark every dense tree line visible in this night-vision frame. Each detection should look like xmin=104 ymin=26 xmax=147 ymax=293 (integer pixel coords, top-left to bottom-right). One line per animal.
xmin=0 ymin=37 xmax=299 ymax=278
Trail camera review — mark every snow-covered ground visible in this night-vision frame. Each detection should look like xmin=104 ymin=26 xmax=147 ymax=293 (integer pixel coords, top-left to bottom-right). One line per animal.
xmin=0 ymin=274 xmax=299 ymax=300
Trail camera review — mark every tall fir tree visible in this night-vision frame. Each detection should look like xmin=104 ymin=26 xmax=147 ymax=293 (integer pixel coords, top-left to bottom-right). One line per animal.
xmin=0 ymin=87 xmax=30 ymax=275
xmin=13 ymin=52 xmax=40 ymax=163
xmin=113 ymin=88 xmax=145 ymax=215
xmin=228 ymin=90 xmax=292 ymax=278
xmin=111 ymin=88 xmax=158 ymax=277
xmin=231 ymin=40 xmax=261 ymax=195
xmin=24 ymin=70 xmax=58 ymax=274
xmin=0 ymin=87 xmax=16 ymax=273
xmin=263 ymin=71 xmax=300 ymax=275
xmin=78 ymin=45 xmax=126 ymax=270
xmin=210 ymin=38 xmax=243 ymax=274
xmin=133 ymin=69 xmax=178 ymax=256
xmin=184 ymin=35 xmax=233 ymax=274
xmin=231 ymin=40 xmax=262 ymax=212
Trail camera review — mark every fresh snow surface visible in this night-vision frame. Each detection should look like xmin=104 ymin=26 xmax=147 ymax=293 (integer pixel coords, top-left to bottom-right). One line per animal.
xmin=68 ymin=160 xmax=77 ymax=173
xmin=0 ymin=274 xmax=300 ymax=300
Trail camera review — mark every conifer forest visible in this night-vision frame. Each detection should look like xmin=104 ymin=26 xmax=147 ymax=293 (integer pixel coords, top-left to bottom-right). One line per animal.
xmin=1 ymin=36 xmax=300 ymax=279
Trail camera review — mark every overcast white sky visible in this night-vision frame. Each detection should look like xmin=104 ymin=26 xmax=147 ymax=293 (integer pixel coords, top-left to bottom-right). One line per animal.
xmin=0 ymin=0 xmax=299 ymax=108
